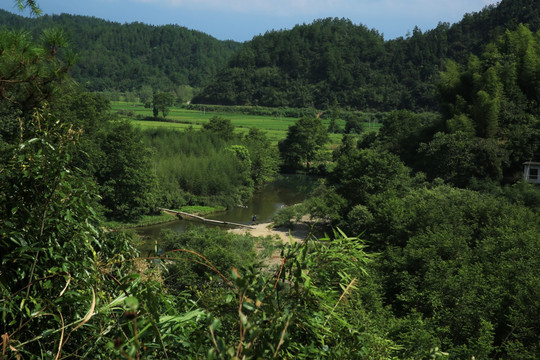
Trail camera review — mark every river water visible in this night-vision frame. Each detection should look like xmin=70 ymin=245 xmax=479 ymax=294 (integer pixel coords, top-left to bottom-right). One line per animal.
xmin=136 ymin=174 xmax=317 ymax=249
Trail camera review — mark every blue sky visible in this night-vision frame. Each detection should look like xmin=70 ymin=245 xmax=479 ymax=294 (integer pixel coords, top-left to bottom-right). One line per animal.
xmin=2 ymin=0 xmax=500 ymax=42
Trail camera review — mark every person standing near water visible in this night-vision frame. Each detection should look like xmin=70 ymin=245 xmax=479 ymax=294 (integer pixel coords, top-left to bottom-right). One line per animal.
xmin=252 ymin=214 xmax=257 ymax=224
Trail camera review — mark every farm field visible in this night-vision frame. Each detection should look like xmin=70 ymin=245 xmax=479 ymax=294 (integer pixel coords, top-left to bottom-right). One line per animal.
xmin=111 ymin=101 xmax=380 ymax=145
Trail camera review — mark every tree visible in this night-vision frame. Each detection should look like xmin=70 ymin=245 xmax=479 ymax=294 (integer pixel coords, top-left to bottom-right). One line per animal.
xmin=378 ymin=110 xmax=442 ymax=168
xmin=0 ymin=29 xmax=73 ymax=120
xmin=152 ymin=91 xmax=175 ymax=119
xmin=369 ymin=185 xmax=540 ymax=358
xmin=473 ymin=89 xmax=500 ymax=138
xmin=202 ymin=116 xmax=236 ymax=141
xmin=331 ymin=148 xmax=413 ymax=207
xmin=139 ymin=85 xmax=153 ymax=107
xmin=278 ymin=117 xmax=329 ymax=171
xmin=243 ymin=127 xmax=279 ymax=187
xmin=328 ymin=117 xmax=339 ymax=133
xmin=418 ymin=131 xmax=506 ymax=187
xmin=332 ymin=134 xmax=356 ymax=161
xmin=433 ymin=25 xmax=540 ymax=182
xmin=176 ymin=84 xmax=194 ymax=103
xmin=344 ymin=116 xmax=364 ymax=134
xmin=227 ymin=144 xmax=254 ymax=199
xmin=97 ymin=121 xmax=157 ymax=220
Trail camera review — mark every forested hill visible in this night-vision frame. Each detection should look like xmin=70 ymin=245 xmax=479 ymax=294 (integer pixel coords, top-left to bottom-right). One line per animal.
xmin=2 ymin=0 xmax=539 ymax=107
xmin=194 ymin=0 xmax=540 ymax=111
xmin=0 ymin=10 xmax=242 ymax=91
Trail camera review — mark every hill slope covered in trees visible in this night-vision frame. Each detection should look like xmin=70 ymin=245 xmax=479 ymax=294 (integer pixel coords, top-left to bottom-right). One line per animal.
xmin=2 ymin=0 xmax=539 ymax=110
xmin=194 ymin=0 xmax=540 ymax=111
xmin=0 ymin=9 xmax=242 ymax=92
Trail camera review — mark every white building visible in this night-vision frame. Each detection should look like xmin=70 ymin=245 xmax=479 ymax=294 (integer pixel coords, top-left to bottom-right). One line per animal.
xmin=523 ymin=161 xmax=540 ymax=184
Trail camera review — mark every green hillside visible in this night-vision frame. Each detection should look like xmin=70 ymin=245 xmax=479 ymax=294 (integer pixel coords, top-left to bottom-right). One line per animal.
xmin=0 ymin=9 xmax=242 ymax=92
xmin=2 ymin=0 xmax=539 ymax=110
xmin=194 ymin=0 xmax=540 ymax=111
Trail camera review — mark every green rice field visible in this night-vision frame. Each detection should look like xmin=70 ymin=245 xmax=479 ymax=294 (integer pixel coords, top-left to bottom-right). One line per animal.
xmin=111 ymin=101 xmax=381 ymax=145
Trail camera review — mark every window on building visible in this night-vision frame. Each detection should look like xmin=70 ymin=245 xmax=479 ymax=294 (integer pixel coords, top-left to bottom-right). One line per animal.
xmin=530 ymin=168 xmax=538 ymax=180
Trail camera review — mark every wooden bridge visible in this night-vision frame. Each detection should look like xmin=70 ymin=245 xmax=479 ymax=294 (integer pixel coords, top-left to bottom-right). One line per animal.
xmin=159 ymin=208 xmax=254 ymax=229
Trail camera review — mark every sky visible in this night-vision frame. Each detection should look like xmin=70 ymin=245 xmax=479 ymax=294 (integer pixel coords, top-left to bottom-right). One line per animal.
xmin=1 ymin=0 xmax=501 ymax=42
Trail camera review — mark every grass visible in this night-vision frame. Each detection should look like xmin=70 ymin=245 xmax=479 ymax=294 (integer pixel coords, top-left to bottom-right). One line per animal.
xmin=112 ymin=101 xmax=378 ymax=145
xmin=112 ymin=101 xmax=302 ymax=130
xmin=105 ymin=211 xmax=178 ymax=229
xmin=178 ymin=205 xmax=227 ymax=216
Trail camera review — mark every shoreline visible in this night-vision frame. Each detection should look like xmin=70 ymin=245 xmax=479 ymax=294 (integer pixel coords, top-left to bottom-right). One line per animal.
xmin=228 ymin=221 xmax=310 ymax=244
xmin=107 ymin=206 xmax=227 ymax=230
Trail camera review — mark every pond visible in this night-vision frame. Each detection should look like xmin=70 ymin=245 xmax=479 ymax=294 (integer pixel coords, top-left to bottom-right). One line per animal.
xmin=136 ymin=174 xmax=318 ymax=250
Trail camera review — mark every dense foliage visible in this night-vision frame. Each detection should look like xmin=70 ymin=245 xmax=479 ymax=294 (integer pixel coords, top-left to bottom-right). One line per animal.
xmin=0 ymin=27 xmax=187 ymax=358
xmin=271 ymin=23 xmax=540 ymax=359
xmin=277 ymin=144 xmax=540 ymax=358
xmin=0 ymin=9 xmax=241 ymax=92
xmin=368 ymin=26 xmax=540 ymax=186
xmin=278 ymin=116 xmax=329 ymax=171
xmin=194 ymin=18 xmax=390 ymax=109
xmin=3 ymin=0 xmax=540 ymax=112
xmin=0 ymin=61 xmax=399 ymax=358
xmin=143 ymin=119 xmax=278 ymax=210
xmin=39 ymin=90 xmax=157 ymax=221
xmin=1 ymin=23 xmax=367 ymax=359
xmin=436 ymin=24 xmax=540 ymax=181
xmin=3 ymin=0 xmax=540 ymax=358
xmin=194 ymin=0 xmax=540 ymax=111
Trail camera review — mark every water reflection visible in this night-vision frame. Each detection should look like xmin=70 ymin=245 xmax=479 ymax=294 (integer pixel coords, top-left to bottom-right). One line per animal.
xmin=207 ymin=174 xmax=317 ymax=224
xmin=136 ymin=174 xmax=317 ymax=250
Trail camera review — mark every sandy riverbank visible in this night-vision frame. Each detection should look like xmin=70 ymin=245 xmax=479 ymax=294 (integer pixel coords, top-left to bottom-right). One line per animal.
xmin=228 ymin=221 xmax=310 ymax=244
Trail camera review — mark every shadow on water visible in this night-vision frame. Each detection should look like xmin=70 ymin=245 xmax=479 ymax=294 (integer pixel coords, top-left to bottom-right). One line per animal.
xmin=136 ymin=174 xmax=318 ymax=252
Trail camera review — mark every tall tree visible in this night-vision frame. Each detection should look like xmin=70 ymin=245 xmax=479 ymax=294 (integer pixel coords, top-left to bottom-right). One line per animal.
xmin=152 ymin=91 xmax=175 ymax=119
xmin=331 ymin=148 xmax=412 ymax=207
xmin=97 ymin=121 xmax=157 ymax=220
xmin=278 ymin=117 xmax=329 ymax=171
xmin=243 ymin=127 xmax=279 ymax=187
xmin=202 ymin=116 xmax=236 ymax=141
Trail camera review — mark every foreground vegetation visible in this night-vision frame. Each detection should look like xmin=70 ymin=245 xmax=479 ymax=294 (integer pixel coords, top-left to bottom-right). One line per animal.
xmin=2 ymin=1 xmax=540 ymax=359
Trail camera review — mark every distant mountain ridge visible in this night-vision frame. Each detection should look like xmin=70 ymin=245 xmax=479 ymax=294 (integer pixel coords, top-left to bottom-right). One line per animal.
xmin=0 ymin=9 xmax=242 ymax=92
xmin=194 ymin=0 xmax=540 ymax=111
xmin=1 ymin=0 xmax=539 ymax=110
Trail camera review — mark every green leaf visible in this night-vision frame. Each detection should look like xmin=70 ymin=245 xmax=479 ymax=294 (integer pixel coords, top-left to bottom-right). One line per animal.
xmin=125 ymin=296 xmax=139 ymax=311
xmin=209 ymin=318 xmax=221 ymax=331
xmin=159 ymin=310 xmax=205 ymax=324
